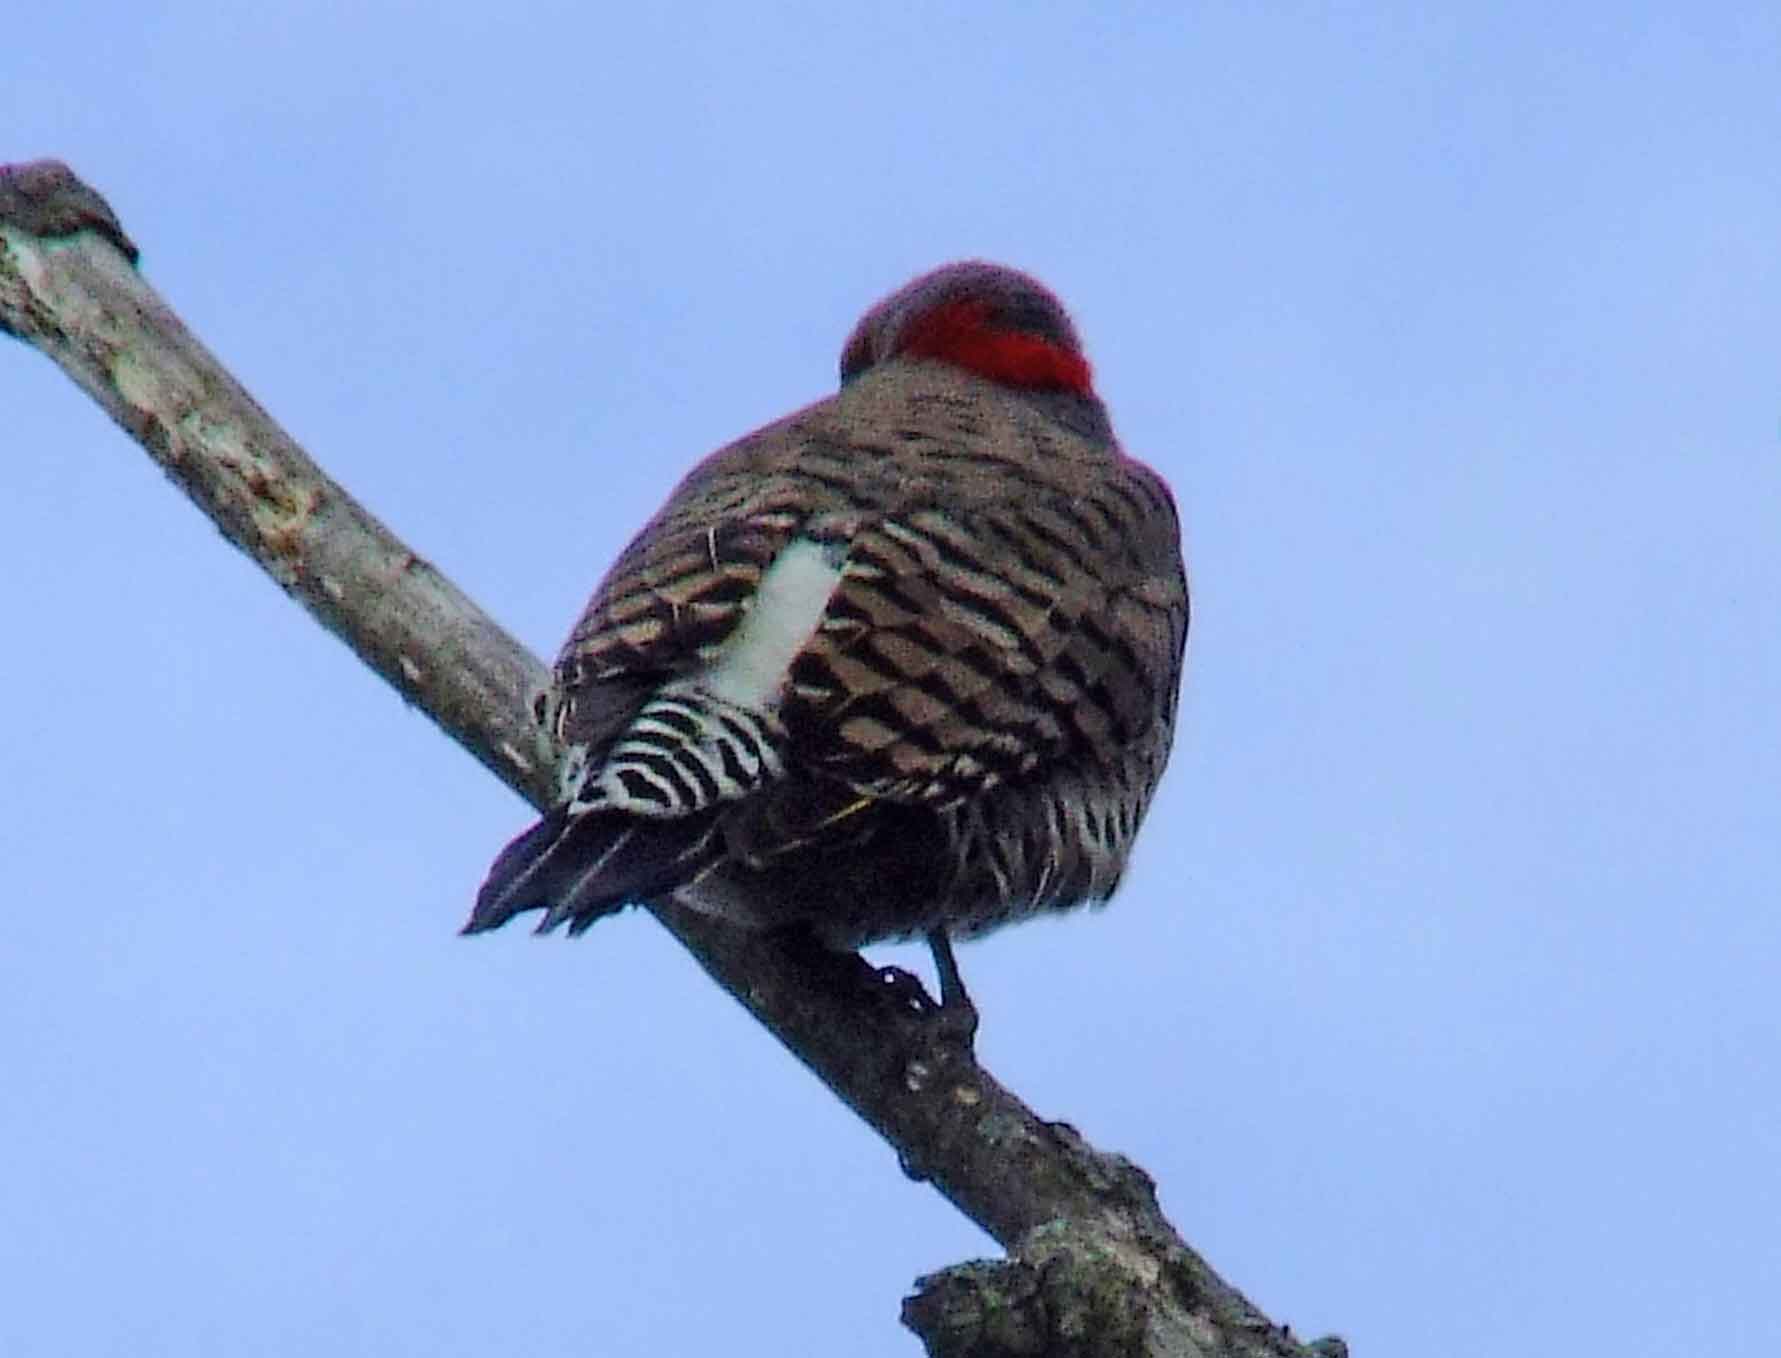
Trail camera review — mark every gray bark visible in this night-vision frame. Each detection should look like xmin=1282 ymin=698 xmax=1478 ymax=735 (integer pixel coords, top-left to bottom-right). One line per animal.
xmin=1 ymin=160 xmax=1345 ymax=1358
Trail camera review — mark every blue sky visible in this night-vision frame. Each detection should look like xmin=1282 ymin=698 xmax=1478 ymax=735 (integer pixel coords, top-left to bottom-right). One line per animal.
xmin=4 ymin=4 xmax=1777 ymax=1355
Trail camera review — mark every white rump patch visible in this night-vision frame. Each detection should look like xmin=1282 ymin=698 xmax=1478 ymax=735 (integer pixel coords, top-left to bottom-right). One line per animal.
xmin=703 ymin=537 xmax=843 ymax=711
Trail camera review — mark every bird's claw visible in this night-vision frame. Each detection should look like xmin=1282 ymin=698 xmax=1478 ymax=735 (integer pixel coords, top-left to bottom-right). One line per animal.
xmin=873 ymin=963 xmax=941 ymax=1017
xmin=873 ymin=961 xmax=978 ymax=1051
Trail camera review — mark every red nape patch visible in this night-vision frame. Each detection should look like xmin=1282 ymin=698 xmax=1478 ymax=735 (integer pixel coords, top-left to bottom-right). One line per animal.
xmin=899 ymin=300 xmax=1095 ymax=396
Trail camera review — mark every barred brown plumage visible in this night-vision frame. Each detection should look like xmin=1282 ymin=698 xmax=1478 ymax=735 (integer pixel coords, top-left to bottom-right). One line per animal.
xmin=467 ymin=261 xmax=1189 ymax=993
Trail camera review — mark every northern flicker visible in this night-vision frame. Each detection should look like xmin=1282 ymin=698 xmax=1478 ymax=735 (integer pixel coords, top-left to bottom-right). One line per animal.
xmin=466 ymin=262 xmax=1188 ymax=1003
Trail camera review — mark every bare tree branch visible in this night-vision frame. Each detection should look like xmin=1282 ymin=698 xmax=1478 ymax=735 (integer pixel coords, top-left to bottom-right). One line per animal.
xmin=2 ymin=159 xmax=1342 ymax=1358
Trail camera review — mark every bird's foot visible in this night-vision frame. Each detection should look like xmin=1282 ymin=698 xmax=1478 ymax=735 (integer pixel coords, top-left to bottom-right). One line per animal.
xmin=871 ymin=962 xmax=944 ymax=1018
xmin=863 ymin=962 xmax=975 ymax=1047
xmin=774 ymin=927 xmax=977 ymax=1052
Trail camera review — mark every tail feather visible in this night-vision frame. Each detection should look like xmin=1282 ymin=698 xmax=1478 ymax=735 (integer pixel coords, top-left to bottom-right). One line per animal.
xmin=463 ymin=805 xmax=722 ymax=937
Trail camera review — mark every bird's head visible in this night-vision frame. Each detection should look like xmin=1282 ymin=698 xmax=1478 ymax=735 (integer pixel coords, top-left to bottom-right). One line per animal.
xmin=839 ymin=261 xmax=1096 ymax=400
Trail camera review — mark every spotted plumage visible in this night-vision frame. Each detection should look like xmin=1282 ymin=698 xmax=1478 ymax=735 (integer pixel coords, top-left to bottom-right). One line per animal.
xmin=467 ymin=261 xmax=1189 ymax=953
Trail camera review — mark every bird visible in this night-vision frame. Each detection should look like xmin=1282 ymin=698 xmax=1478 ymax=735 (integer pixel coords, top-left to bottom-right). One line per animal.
xmin=465 ymin=261 xmax=1188 ymax=1014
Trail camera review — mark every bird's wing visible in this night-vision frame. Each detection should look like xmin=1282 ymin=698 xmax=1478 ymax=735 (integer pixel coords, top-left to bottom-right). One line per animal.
xmin=468 ymin=433 xmax=827 ymax=933
xmin=778 ymin=481 xmax=1186 ymax=806
xmin=547 ymin=453 xmax=818 ymax=754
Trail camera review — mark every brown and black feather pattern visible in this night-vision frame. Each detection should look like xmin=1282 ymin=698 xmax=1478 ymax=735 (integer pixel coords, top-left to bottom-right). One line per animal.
xmin=467 ymin=264 xmax=1188 ymax=947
